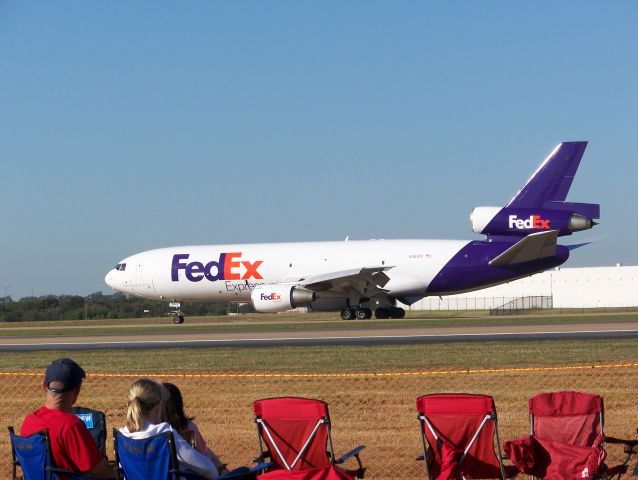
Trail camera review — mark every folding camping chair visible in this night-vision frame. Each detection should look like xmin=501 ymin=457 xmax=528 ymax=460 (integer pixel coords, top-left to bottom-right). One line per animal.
xmin=113 ymin=429 xmax=199 ymax=480
xmin=253 ymin=397 xmax=366 ymax=479
xmin=503 ymin=391 xmax=638 ymax=479
xmin=8 ymin=426 xmax=100 ymax=480
xmin=416 ymin=393 xmax=518 ymax=479
xmin=69 ymin=406 xmax=107 ymax=457
xmin=113 ymin=428 xmax=268 ymax=480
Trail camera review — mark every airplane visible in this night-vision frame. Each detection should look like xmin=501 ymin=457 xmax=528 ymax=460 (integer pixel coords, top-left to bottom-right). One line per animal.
xmin=105 ymin=141 xmax=599 ymax=323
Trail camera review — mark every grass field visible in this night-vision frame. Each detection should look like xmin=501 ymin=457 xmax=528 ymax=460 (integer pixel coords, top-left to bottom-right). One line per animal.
xmin=0 ymin=310 xmax=636 ymax=372
xmin=0 ymin=338 xmax=636 ymax=373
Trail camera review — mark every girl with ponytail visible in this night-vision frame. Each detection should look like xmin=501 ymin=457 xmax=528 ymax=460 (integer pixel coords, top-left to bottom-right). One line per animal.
xmin=119 ymin=379 xmax=218 ymax=479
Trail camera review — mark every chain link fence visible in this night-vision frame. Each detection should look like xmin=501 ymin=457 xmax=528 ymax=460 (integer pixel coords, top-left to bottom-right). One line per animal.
xmin=2 ymin=363 xmax=637 ymax=479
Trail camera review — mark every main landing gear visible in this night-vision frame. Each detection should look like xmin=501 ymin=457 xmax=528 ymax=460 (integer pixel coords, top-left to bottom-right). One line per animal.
xmin=374 ymin=306 xmax=405 ymax=319
xmin=340 ymin=308 xmax=373 ymax=320
xmin=340 ymin=307 xmax=405 ymax=320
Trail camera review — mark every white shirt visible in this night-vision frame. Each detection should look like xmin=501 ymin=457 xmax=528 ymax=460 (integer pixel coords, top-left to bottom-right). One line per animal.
xmin=119 ymin=421 xmax=219 ymax=479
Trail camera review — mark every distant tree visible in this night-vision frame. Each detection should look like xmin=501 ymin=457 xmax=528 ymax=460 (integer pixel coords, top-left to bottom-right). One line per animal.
xmin=0 ymin=292 xmax=232 ymax=322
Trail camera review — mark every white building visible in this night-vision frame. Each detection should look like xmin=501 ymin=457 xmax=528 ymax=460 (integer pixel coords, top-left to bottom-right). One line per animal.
xmin=401 ymin=265 xmax=638 ymax=311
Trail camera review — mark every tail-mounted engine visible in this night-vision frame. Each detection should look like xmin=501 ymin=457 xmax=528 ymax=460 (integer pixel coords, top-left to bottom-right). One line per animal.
xmin=471 ymin=206 xmax=598 ymax=237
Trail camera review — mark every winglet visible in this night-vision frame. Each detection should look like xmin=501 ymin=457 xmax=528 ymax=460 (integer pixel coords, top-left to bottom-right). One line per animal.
xmin=489 ymin=230 xmax=559 ymax=267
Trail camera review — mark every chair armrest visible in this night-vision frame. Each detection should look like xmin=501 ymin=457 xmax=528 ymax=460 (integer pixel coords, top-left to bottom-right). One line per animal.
xmin=172 ymin=470 xmax=209 ymax=480
xmin=49 ymin=467 xmax=104 ymax=480
xmin=605 ymin=436 xmax=638 ymax=453
xmin=335 ymin=445 xmax=366 ymax=464
xmin=251 ymin=462 xmax=272 ymax=472
xmin=222 ymin=462 xmax=272 ymax=479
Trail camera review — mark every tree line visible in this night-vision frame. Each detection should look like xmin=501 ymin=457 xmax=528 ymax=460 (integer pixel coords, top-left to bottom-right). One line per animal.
xmin=0 ymin=292 xmax=246 ymax=322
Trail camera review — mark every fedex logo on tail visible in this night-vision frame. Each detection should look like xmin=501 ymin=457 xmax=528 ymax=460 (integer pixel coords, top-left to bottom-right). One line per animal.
xmin=508 ymin=215 xmax=551 ymax=230
xmin=172 ymin=253 xmax=263 ymax=282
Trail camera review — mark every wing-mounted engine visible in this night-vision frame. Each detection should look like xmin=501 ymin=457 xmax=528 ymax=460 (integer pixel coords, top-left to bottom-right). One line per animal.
xmin=251 ymin=285 xmax=316 ymax=313
xmin=470 ymin=206 xmax=598 ymax=237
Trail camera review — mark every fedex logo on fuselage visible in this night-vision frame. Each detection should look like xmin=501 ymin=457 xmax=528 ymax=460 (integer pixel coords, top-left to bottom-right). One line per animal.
xmin=260 ymin=293 xmax=282 ymax=301
xmin=508 ymin=215 xmax=551 ymax=230
xmin=171 ymin=253 xmax=263 ymax=282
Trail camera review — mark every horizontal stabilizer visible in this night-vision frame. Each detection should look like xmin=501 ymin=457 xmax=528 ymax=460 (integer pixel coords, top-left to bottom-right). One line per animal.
xmin=565 ymin=233 xmax=608 ymax=251
xmin=489 ymin=230 xmax=559 ymax=267
xmin=566 ymin=242 xmax=592 ymax=251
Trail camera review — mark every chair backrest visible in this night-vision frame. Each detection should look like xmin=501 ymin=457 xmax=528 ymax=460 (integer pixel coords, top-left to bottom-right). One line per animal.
xmin=113 ymin=428 xmax=177 ymax=480
xmin=416 ymin=393 xmax=507 ymax=479
xmin=69 ymin=406 xmax=107 ymax=456
xmin=524 ymin=391 xmax=607 ymax=478
xmin=8 ymin=427 xmax=52 ymax=480
xmin=253 ymin=397 xmax=334 ymax=471
xmin=529 ymin=391 xmax=604 ymax=447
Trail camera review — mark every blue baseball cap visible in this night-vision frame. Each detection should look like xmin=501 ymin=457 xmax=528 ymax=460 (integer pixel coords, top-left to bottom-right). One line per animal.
xmin=44 ymin=358 xmax=86 ymax=393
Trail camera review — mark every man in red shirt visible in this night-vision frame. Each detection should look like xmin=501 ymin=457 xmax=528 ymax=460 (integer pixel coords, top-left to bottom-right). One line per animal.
xmin=21 ymin=358 xmax=115 ymax=478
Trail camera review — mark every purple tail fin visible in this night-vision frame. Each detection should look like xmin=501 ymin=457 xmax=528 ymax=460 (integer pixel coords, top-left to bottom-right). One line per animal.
xmin=507 ymin=142 xmax=599 ymax=218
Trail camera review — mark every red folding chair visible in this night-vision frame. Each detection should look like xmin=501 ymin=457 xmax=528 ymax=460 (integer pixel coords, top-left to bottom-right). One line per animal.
xmin=504 ymin=391 xmax=638 ymax=479
xmin=416 ymin=393 xmax=517 ymax=479
xmin=253 ymin=397 xmax=365 ymax=479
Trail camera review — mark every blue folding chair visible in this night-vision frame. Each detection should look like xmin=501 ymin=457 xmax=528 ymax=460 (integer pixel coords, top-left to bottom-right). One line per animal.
xmin=113 ymin=429 xmax=211 ymax=480
xmin=8 ymin=426 xmax=100 ymax=480
xmin=113 ymin=428 xmax=270 ymax=480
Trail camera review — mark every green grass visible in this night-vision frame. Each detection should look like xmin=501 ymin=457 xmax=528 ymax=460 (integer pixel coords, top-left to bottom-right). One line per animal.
xmin=0 ymin=310 xmax=636 ymax=337
xmin=1 ymin=338 xmax=636 ymax=373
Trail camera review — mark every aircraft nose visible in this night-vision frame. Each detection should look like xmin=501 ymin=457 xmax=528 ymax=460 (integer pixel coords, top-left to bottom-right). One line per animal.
xmin=105 ymin=270 xmax=117 ymax=289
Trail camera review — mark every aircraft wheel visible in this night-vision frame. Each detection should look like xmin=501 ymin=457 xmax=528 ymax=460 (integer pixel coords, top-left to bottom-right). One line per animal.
xmin=173 ymin=315 xmax=185 ymax=324
xmin=390 ymin=307 xmax=406 ymax=319
xmin=340 ymin=309 xmax=356 ymax=320
xmin=375 ymin=308 xmax=390 ymax=319
xmin=355 ymin=308 xmax=372 ymax=320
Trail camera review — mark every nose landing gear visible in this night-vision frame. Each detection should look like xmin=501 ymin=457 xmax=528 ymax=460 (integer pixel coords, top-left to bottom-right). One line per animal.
xmin=169 ymin=301 xmax=185 ymax=324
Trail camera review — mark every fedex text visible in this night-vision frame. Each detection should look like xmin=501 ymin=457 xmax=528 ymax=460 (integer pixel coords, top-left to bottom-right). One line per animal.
xmin=171 ymin=253 xmax=263 ymax=282
xmin=260 ymin=292 xmax=282 ymax=301
xmin=508 ymin=215 xmax=551 ymax=230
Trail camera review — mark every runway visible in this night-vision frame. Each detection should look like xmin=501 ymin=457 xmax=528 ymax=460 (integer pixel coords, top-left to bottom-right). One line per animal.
xmin=1 ymin=320 xmax=637 ymax=351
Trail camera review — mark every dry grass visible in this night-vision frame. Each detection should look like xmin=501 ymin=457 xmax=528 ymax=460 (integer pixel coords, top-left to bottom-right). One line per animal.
xmin=0 ymin=338 xmax=636 ymax=373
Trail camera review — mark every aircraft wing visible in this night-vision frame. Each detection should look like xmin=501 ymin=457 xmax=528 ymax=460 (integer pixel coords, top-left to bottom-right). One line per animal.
xmin=285 ymin=266 xmax=393 ymax=297
xmin=489 ymin=230 xmax=559 ymax=267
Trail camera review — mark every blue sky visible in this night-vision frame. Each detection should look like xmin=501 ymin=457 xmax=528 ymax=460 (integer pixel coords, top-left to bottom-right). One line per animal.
xmin=1 ymin=1 xmax=637 ymax=299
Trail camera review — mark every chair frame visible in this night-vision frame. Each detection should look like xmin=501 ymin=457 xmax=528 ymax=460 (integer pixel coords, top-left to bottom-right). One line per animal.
xmin=112 ymin=428 xmax=194 ymax=480
xmin=526 ymin=391 xmax=638 ymax=480
xmin=416 ymin=393 xmax=509 ymax=480
xmin=254 ymin=397 xmax=365 ymax=477
xmin=8 ymin=426 xmax=100 ymax=480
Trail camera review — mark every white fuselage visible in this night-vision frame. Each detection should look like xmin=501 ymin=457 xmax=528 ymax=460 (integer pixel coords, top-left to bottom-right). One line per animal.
xmin=105 ymin=239 xmax=468 ymax=302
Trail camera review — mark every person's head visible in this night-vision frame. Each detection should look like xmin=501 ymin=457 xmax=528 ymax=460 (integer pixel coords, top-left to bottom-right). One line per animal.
xmin=162 ymin=382 xmax=193 ymax=431
xmin=126 ymin=379 xmax=167 ymax=432
xmin=43 ymin=358 xmax=86 ymax=408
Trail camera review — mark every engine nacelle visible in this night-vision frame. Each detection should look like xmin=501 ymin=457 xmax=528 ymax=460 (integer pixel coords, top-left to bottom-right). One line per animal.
xmin=471 ymin=206 xmax=596 ymax=237
xmin=251 ymin=285 xmax=316 ymax=313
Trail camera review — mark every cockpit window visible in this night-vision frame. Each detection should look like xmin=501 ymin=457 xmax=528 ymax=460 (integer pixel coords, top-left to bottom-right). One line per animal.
xmin=115 ymin=263 xmax=127 ymax=271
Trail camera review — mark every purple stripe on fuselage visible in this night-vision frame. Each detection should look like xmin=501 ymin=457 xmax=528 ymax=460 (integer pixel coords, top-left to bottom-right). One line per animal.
xmin=426 ymin=240 xmax=569 ymax=295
